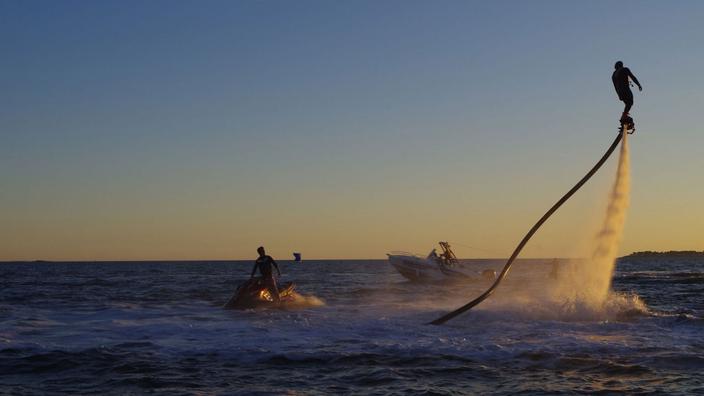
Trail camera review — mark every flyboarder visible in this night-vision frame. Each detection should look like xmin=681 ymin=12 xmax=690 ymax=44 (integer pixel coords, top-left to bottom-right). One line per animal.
xmin=612 ymin=61 xmax=642 ymax=132
xmin=250 ymin=246 xmax=281 ymax=303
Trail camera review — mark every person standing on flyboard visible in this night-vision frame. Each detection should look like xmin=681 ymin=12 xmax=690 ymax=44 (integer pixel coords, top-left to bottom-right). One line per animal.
xmin=612 ymin=61 xmax=642 ymax=132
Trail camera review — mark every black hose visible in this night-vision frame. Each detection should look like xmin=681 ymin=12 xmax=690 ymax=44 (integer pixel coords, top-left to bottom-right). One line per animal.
xmin=430 ymin=132 xmax=624 ymax=325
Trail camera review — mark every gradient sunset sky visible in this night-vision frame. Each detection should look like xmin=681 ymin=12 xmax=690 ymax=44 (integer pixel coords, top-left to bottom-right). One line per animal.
xmin=1 ymin=1 xmax=702 ymax=260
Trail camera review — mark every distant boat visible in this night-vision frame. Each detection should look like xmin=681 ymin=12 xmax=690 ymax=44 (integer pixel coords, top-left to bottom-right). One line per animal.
xmin=387 ymin=242 xmax=495 ymax=283
xmin=293 ymin=252 xmax=302 ymax=262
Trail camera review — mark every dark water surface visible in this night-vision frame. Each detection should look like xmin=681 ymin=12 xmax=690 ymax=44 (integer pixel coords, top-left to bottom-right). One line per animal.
xmin=1 ymin=257 xmax=703 ymax=395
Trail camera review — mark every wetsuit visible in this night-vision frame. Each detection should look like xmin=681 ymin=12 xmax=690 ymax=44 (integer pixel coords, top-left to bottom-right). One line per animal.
xmin=612 ymin=67 xmax=635 ymax=114
xmin=251 ymin=255 xmax=280 ymax=302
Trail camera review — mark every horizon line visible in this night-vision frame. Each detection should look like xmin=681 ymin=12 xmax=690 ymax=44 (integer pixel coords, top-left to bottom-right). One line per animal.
xmin=0 ymin=255 xmax=646 ymax=263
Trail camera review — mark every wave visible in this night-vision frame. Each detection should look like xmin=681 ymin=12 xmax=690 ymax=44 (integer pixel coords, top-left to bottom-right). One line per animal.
xmin=284 ymin=292 xmax=326 ymax=309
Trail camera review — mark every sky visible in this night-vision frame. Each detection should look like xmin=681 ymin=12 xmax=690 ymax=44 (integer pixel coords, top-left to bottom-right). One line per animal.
xmin=1 ymin=0 xmax=703 ymax=260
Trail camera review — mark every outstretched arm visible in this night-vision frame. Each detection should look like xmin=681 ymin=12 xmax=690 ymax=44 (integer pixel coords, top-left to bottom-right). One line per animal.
xmin=628 ymin=69 xmax=642 ymax=91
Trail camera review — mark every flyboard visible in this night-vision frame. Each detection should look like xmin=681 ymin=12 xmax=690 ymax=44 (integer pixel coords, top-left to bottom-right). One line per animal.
xmin=619 ymin=114 xmax=636 ymax=134
xmin=430 ymin=126 xmax=629 ymax=325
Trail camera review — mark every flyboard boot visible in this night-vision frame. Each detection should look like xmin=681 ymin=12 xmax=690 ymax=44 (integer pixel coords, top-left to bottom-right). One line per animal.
xmin=619 ymin=112 xmax=635 ymax=134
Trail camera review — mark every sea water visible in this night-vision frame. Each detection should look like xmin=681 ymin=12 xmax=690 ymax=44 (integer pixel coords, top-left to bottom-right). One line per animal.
xmin=1 ymin=258 xmax=703 ymax=394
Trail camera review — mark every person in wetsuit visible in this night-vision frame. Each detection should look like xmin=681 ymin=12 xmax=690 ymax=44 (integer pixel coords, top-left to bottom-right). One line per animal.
xmin=250 ymin=246 xmax=281 ymax=303
xmin=612 ymin=61 xmax=642 ymax=122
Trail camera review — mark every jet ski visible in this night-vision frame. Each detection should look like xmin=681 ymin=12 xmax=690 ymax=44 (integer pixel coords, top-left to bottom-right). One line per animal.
xmin=224 ymin=277 xmax=296 ymax=309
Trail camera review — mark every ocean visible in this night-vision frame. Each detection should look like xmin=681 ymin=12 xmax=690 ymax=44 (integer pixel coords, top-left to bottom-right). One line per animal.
xmin=1 ymin=256 xmax=702 ymax=395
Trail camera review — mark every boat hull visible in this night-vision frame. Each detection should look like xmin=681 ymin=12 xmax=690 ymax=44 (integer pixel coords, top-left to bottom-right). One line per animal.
xmin=388 ymin=255 xmax=437 ymax=282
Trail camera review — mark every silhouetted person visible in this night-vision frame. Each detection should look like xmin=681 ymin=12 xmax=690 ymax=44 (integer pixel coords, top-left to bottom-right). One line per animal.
xmin=612 ymin=61 xmax=642 ymax=121
xmin=427 ymin=248 xmax=439 ymax=263
xmin=250 ymin=246 xmax=281 ymax=303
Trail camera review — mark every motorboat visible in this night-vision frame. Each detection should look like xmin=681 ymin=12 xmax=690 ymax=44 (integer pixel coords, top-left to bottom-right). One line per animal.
xmin=387 ymin=242 xmax=495 ymax=283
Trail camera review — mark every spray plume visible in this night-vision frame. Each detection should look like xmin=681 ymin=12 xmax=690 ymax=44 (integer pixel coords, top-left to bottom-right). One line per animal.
xmin=431 ymin=132 xmax=627 ymax=325
xmin=555 ymin=132 xmax=631 ymax=309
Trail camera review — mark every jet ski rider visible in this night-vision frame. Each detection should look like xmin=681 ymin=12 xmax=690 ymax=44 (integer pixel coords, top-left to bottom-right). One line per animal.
xmin=250 ymin=246 xmax=281 ymax=303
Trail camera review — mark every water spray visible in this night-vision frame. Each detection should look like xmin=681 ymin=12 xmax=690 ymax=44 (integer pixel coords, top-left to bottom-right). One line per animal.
xmin=431 ymin=130 xmax=628 ymax=325
xmin=578 ymin=132 xmax=630 ymax=306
